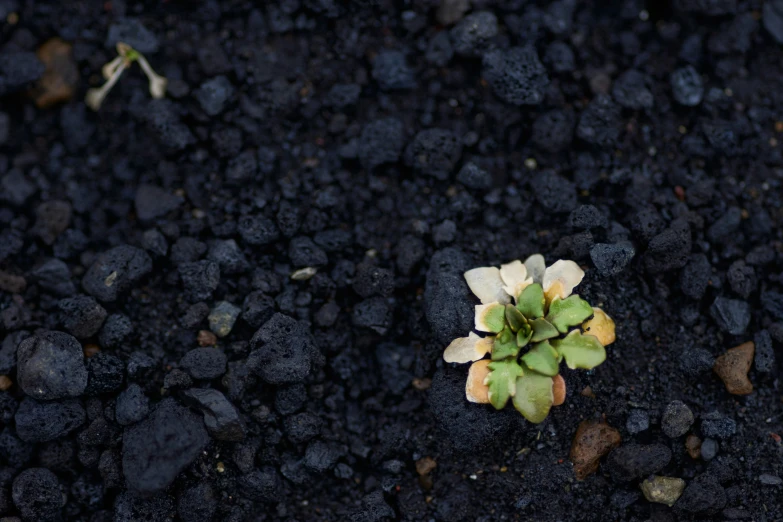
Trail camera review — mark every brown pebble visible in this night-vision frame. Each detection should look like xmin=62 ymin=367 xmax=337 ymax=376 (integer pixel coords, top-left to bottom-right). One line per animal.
xmin=570 ymin=420 xmax=622 ymax=480
xmin=552 ymin=374 xmax=566 ymax=406
xmin=685 ymin=434 xmax=702 ymax=459
xmin=713 ymin=341 xmax=754 ymax=395
xmin=415 ymin=457 xmax=437 ymax=476
xmin=32 ymin=38 xmax=79 ymax=108
xmin=581 ymin=386 xmax=596 ymax=399
xmin=0 ymin=270 xmax=26 ymax=294
xmin=198 ymin=330 xmax=217 ymax=347
xmin=0 ymin=375 xmax=12 ymax=391
xmin=412 ymin=377 xmax=432 ymax=391
xmin=83 ymin=344 xmax=100 ymax=358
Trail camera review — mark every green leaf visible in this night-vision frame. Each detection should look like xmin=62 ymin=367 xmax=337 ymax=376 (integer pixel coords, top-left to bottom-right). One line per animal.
xmin=550 ymin=330 xmax=607 ymax=370
xmin=474 ymin=303 xmax=506 ymax=333
xmin=516 ymin=283 xmax=545 ymax=319
xmin=504 ymin=304 xmax=526 ymax=333
xmin=546 ymin=295 xmax=594 ymax=333
xmin=486 ymin=359 xmax=524 ymax=410
xmin=491 ymin=327 xmax=520 ymax=361
xmin=516 ymin=328 xmax=533 ymax=349
xmin=520 ymin=341 xmax=560 ymax=376
xmin=530 ymin=318 xmax=559 ymax=342
xmin=512 ymin=368 xmax=554 ymax=423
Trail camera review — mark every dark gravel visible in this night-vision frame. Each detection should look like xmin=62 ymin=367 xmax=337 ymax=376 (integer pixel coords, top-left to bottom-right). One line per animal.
xmin=1 ymin=2 xmax=782 ymax=521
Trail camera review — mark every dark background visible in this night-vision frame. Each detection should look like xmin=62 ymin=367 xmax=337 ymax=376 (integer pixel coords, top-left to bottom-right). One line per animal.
xmin=0 ymin=0 xmax=782 ymax=520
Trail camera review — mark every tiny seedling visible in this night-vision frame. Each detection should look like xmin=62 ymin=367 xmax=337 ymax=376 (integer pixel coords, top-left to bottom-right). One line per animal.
xmin=443 ymin=254 xmax=616 ymax=423
xmin=86 ymin=42 xmax=167 ymax=111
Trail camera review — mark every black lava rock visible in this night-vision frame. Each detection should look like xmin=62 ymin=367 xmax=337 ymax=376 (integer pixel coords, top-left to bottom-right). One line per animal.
xmin=29 ymin=258 xmax=76 ymax=296
xmin=680 ymin=254 xmax=712 ymax=299
xmin=352 ymin=297 xmax=392 ymax=335
xmin=82 ymin=245 xmax=153 ymax=303
xmin=429 ymin=367 xmax=521 ymax=452
xmin=424 ymin=248 xmax=473 ymax=345
xmin=727 ymin=260 xmax=756 ymax=299
xmin=237 ymin=467 xmax=281 ymax=502
xmin=17 ymin=331 xmax=88 ymax=400
xmin=238 ymin=215 xmax=280 ymax=246
xmin=115 ymin=384 xmax=150 ymax=426
xmin=58 ymin=295 xmax=107 ymax=339
xmin=761 ymin=291 xmax=783 ymax=319
xmin=284 ymin=411 xmax=323 ymax=444
xmin=707 ymin=207 xmax=742 ymax=242
xmin=700 ymin=438 xmax=719 ymax=461
xmin=171 ymin=237 xmax=207 ymax=265
xmin=288 ymin=236 xmax=328 ymax=267
xmin=482 ymin=46 xmax=549 ymax=105
xmin=626 ymin=409 xmax=650 ymax=435
xmin=0 ymin=52 xmax=45 ymax=96
xmin=533 ymin=171 xmax=577 ymax=213
xmin=134 ymin=184 xmax=182 ymax=221
xmin=242 ymin=291 xmax=276 ymax=329
xmin=612 ymin=69 xmax=653 ymax=110
xmin=676 ymin=473 xmax=726 ymax=514
xmin=456 ymin=162 xmax=492 ymax=190
xmin=753 ymin=330 xmax=775 ymax=373
xmin=701 ymin=412 xmax=736 ymax=439
xmin=226 ymin=150 xmax=258 ymax=184
xmin=710 ymin=297 xmax=750 ymax=335
xmin=764 ymin=0 xmax=783 ymax=43
xmin=358 ymin=118 xmax=406 ymax=171
xmin=577 ymin=94 xmax=621 ymax=147
xmin=122 ymin=398 xmax=209 ymax=495
xmin=12 ymin=468 xmax=63 ymax=522
xmin=84 ymin=352 xmax=124 ymax=395
xmin=15 ymin=397 xmax=86 ymax=443
xmin=590 ymin=242 xmax=635 ymax=276
xmin=679 ymin=348 xmax=715 ymax=376
xmin=98 ymin=313 xmax=134 ymax=349
xmin=106 ymin=18 xmax=159 ymax=53
xmin=247 ymin=313 xmax=315 ymax=385
xmin=372 ymin=50 xmax=416 ymax=91
xmin=127 ymin=351 xmax=156 ymax=382
xmin=671 ymin=65 xmax=704 ymax=106
xmin=207 ymin=239 xmax=248 ymax=275
xmin=531 ymin=109 xmax=575 ymax=152
xmin=450 ymin=11 xmax=498 ymax=57
xmin=180 ymin=348 xmax=226 ymax=381
xmin=179 ymin=260 xmax=220 ymax=302
xmin=569 ymin=205 xmax=608 ymax=230
xmin=396 ymin=235 xmax=426 ymax=276
xmin=177 ymin=482 xmax=217 ymax=522
xmin=304 ymin=440 xmax=342 ymax=473
xmin=662 ymin=400 xmax=694 ymax=438
xmin=404 ymin=128 xmax=463 ymax=180
xmin=195 ymin=75 xmax=235 ymax=116
xmin=353 ymin=263 xmax=394 ymax=298
xmin=181 ymin=388 xmax=246 ymax=441
xmin=644 ymin=220 xmax=692 ymax=274
xmin=275 ymin=384 xmax=307 ymax=415
xmin=606 ymin=443 xmax=672 ymax=482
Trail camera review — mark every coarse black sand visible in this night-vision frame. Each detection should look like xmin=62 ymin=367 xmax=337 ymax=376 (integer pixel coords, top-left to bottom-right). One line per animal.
xmin=0 ymin=0 xmax=782 ymax=521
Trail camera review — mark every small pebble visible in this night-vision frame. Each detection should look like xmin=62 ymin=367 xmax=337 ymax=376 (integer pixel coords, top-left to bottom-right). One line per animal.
xmin=759 ymin=473 xmax=783 ymax=486
xmin=685 ymin=434 xmax=702 ymax=459
xmin=662 ymin=400 xmax=694 ymax=438
xmin=713 ymin=341 xmax=754 ymax=395
xmin=626 ymin=409 xmax=649 ymax=434
xmin=640 ymin=476 xmax=686 ymax=507
xmin=570 ymin=420 xmax=622 ymax=480
xmin=700 ymin=438 xmax=719 ymax=460
xmin=208 ymin=301 xmax=241 ymax=338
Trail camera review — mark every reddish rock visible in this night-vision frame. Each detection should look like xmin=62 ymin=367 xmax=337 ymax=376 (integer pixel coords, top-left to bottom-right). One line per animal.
xmin=570 ymin=420 xmax=621 ymax=480
xmin=33 ymin=38 xmax=78 ymax=108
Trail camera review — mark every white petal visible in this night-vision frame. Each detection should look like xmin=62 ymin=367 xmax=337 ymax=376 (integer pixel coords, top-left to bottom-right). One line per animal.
xmin=542 ymin=260 xmax=584 ymax=300
xmin=524 ymin=254 xmax=546 ymax=284
xmin=500 ymin=260 xmax=533 ymax=301
xmin=443 ymin=332 xmax=493 ymax=364
xmin=464 ymin=267 xmax=510 ymax=304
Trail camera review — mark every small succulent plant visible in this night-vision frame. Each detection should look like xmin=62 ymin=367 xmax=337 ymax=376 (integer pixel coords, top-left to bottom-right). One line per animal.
xmin=443 ymin=254 xmax=615 ymax=423
xmin=86 ymin=42 xmax=167 ymax=111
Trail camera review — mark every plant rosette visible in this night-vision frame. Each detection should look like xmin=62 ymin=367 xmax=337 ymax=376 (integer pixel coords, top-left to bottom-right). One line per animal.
xmin=443 ymin=254 xmax=615 ymax=423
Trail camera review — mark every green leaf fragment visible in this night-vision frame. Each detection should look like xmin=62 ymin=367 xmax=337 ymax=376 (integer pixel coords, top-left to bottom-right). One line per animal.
xmin=516 ymin=283 xmax=545 ymax=319
xmin=516 ymin=328 xmax=533 ymax=349
xmin=486 ymin=359 xmax=524 ymax=410
xmin=475 ymin=303 xmax=506 ymax=333
xmin=504 ymin=304 xmax=526 ymax=333
xmin=491 ymin=327 xmax=520 ymax=361
xmin=530 ymin=317 xmax=559 ymax=342
xmin=546 ymin=295 xmax=594 ymax=333
xmin=512 ymin=368 xmax=554 ymax=424
xmin=551 ymin=330 xmax=607 ymax=370
xmin=520 ymin=341 xmax=560 ymax=376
